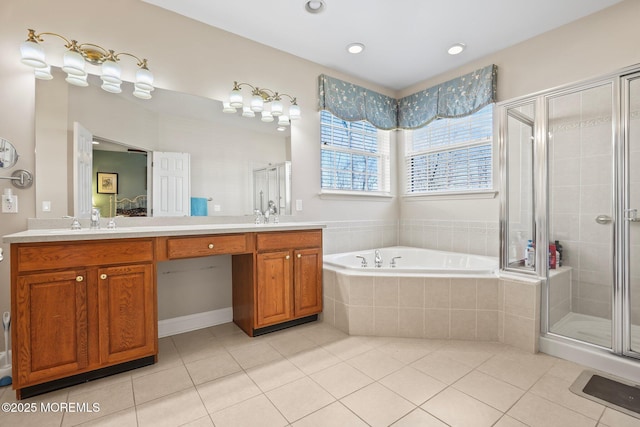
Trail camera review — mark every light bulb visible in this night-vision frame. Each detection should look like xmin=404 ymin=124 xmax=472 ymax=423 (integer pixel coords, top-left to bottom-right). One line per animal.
xmin=62 ymin=50 xmax=86 ymax=76
xmin=34 ymin=64 xmax=53 ymax=80
xmin=101 ymin=59 xmax=122 ymax=84
xmin=261 ymin=110 xmax=274 ymax=123
xmin=250 ymin=94 xmax=264 ymax=112
xmin=229 ymin=88 xmax=243 ymax=108
xmin=271 ymin=99 xmax=283 ymax=116
xmin=20 ymin=40 xmax=46 ymax=68
xmin=135 ymin=67 xmax=154 ymax=91
xmin=222 ymin=102 xmax=237 ymax=113
xmin=289 ymin=104 xmax=301 ymax=120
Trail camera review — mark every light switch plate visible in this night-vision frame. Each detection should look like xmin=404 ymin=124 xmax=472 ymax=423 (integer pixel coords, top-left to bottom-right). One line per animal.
xmin=42 ymin=201 xmax=52 ymax=212
xmin=295 ymin=199 xmax=303 ymax=211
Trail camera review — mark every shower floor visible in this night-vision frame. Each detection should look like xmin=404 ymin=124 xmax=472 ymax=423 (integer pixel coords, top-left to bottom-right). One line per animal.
xmin=551 ymin=312 xmax=640 ymax=350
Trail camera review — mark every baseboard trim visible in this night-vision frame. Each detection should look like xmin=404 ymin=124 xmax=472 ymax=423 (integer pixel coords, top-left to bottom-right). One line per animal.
xmin=158 ymin=307 xmax=233 ymax=338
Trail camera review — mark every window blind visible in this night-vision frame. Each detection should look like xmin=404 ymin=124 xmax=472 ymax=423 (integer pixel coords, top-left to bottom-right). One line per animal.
xmin=405 ymin=105 xmax=493 ymax=194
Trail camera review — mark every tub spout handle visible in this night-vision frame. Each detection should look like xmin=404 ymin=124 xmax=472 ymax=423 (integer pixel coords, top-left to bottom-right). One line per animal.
xmin=390 ymin=256 xmax=402 ymax=268
xmin=355 ymin=256 xmax=368 ymax=267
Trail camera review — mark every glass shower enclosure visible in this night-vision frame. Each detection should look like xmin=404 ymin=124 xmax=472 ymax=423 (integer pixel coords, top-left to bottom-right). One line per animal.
xmin=499 ymin=66 xmax=640 ymax=361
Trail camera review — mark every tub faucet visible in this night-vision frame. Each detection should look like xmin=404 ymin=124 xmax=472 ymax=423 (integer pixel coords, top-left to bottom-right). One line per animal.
xmin=374 ymin=249 xmax=383 ymax=268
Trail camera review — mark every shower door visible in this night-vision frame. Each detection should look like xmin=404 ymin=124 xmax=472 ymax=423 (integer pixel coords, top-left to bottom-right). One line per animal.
xmin=624 ymin=73 xmax=640 ymax=357
xmin=547 ymin=82 xmax=616 ymax=349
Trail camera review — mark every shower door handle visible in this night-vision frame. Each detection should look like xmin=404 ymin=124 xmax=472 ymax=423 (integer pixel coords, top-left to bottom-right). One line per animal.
xmin=595 ymin=214 xmax=612 ymax=224
xmin=625 ymin=209 xmax=639 ymax=222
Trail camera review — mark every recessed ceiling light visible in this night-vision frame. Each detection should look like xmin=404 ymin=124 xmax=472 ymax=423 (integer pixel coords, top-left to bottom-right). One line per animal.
xmin=347 ymin=43 xmax=365 ymax=54
xmin=305 ymin=0 xmax=326 ymax=14
xmin=447 ymin=43 xmax=466 ymax=55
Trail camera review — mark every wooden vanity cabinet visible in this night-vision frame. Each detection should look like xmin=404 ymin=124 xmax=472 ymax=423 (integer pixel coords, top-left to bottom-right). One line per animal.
xmin=11 ymin=239 xmax=156 ymax=398
xmin=233 ymin=230 xmax=323 ymax=335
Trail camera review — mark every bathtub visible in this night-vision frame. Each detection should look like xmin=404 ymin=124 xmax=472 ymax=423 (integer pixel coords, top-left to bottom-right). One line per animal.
xmin=322 ymin=246 xmax=541 ymax=350
xmin=323 ymin=246 xmax=498 ymax=276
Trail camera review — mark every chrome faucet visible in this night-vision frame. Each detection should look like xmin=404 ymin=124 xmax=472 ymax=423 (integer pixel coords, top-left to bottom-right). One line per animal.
xmin=374 ymin=249 xmax=383 ymax=268
xmin=90 ymin=207 xmax=101 ymax=229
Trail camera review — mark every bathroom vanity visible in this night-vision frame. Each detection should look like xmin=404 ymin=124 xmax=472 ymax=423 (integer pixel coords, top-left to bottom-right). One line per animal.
xmin=4 ymin=223 xmax=324 ymax=399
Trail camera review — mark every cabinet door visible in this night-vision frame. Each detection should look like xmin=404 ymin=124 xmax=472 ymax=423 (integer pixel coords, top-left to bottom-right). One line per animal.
xmin=256 ymin=251 xmax=292 ymax=327
xmin=293 ymin=248 xmax=323 ymax=317
xmin=15 ymin=270 xmax=89 ymax=386
xmin=97 ymin=264 xmax=156 ymax=365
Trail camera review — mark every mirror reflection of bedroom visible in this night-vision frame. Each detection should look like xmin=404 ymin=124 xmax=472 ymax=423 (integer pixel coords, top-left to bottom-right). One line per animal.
xmin=92 ymin=138 xmax=149 ymax=217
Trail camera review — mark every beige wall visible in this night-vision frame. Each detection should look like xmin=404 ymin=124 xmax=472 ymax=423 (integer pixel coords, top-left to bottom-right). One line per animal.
xmin=1 ymin=0 xmax=640 ymax=319
xmin=399 ymin=0 xmax=640 ymax=224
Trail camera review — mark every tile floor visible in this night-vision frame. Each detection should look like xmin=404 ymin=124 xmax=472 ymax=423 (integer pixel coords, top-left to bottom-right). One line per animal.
xmin=1 ymin=321 xmax=639 ymax=427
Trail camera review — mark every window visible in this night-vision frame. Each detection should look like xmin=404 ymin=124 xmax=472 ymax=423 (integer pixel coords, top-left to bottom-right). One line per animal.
xmin=404 ymin=104 xmax=493 ymax=195
xmin=320 ymin=110 xmax=390 ymax=193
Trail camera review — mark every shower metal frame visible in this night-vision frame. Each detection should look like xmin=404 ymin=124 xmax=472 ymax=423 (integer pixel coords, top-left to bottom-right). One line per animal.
xmin=497 ymin=63 xmax=640 ymax=361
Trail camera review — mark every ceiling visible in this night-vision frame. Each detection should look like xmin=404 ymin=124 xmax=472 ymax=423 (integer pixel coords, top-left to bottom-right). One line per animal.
xmin=143 ymin=0 xmax=622 ymax=91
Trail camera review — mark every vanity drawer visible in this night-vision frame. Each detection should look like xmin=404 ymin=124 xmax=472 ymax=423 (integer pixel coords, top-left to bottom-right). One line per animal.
xmin=256 ymin=230 xmax=322 ymax=251
xmin=15 ymin=239 xmax=155 ymax=272
xmin=166 ymin=234 xmax=251 ymax=259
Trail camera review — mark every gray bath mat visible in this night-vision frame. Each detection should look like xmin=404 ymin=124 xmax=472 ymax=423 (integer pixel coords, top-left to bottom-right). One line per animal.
xmin=570 ymin=370 xmax=640 ymax=419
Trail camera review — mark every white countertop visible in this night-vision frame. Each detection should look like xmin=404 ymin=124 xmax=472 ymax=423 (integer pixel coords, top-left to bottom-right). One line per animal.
xmin=2 ymin=222 xmax=326 ymax=243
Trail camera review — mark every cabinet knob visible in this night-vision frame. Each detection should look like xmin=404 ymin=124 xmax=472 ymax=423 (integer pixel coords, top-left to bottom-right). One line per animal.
xmin=297 ymin=253 xmax=302 ymax=259
xmin=76 ymin=276 xmax=84 ymax=282
xmin=208 ymin=243 xmax=214 ymax=249
xmin=100 ymin=274 xmax=107 ymax=280
xmin=285 ymin=255 xmax=290 ymax=260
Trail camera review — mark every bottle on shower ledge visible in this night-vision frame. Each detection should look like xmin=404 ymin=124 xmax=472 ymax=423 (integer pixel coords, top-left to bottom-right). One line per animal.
xmin=525 ymin=240 xmax=535 ymax=268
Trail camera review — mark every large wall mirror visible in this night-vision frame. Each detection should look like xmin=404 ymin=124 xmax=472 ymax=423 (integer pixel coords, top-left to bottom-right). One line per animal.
xmin=35 ymin=68 xmax=291 ymax=218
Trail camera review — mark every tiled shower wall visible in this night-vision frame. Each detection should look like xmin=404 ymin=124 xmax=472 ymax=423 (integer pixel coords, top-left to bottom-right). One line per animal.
xmin=548 ymin=85 xmax=614 ymax=321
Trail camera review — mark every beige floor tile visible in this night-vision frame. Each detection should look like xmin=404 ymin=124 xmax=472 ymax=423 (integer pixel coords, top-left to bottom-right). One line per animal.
xmin=66 ymin=370 xmax=132 ymax=397
xmin=391 ymin=408 xmax=448 ymax=426
xmin=493 ymin=415 xmax=529 ymax=427
xmin=477 ymin=353 xmax=555 ymax=390
xmin=434 ymin=347 xmax=494 ymax=368
xmin=185 ymin=351 xmax=242 ymax=385
xmin=268 ymin=330 xmax=319 ymax=356
xmin=228 ymin=341 xmax=284 ymax=369
xmin=299 ymin=322 xmax=349 ymax=345
xmin=132 ymin=364 xmax=194 ymax=404
xmin=0 ymin=389 xmax=68 ymax=427
xmin=310 ymin=362 xmax=374 ymax=399
xmin=62 ymin=379 xmax=135 ymax=426
xmin=545 ymin=358 xmax=591 ymax=383
xmin=421 ymin=387 xmax=502 ymax=427
xmin=321 ymin=336 xmax=376 ymax=360
xmin=210 ymin=394 xmax=288 ymax=427
xmin=347 ymin=348 xmax=405 ymax=380
xmin=529 ymin=372 xmax=604 ymax=420
xmin=293 ymin=401 xmax=368 ymax=427
xmin=181 ymin=416 xmax=215 ymax=427
xmin=171 ymin=328 xmax=216 ymax=351
xmin=380 ymin=366 xmax=447 ymax=406
xmin=453 ymin=370 xmax=525 ymax=412
xmin=411 ymin=352 xmax=474 ymax=384
xmin=246 ymin=358 xmax=306 ymax=392
xmin=136 ymin=388 xmax=208 ymax=427
xmin=377 ymin=337 xmax=441 ymax=364
xmin=174 ymin=335 xmax=228 ymax=364
xmin=208 ymin=321 xmax=244 ymax=337
xmin=131 ymin=338 xmax=183 ymax=378
xmin=507 ymin=393 xmax=598 ymax=427
xmin=287 ymin=346 xmax=342 ymax=374
xmin=196 ymin=372 xmax=262 ymax=414
xmin=599 ymin=407 xmax=640 ymax=427
xmin=72 ymin=407 xmax=137 ymax=427
xmin=341 ymin=382 xmax=415 ymax=427
xmin=266 ymin=376 xmax=335 ymax=423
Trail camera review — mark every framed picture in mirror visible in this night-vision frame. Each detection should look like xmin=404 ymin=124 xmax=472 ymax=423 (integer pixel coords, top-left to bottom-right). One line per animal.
xmin=97 ymin=172 xmax=118 ymax=194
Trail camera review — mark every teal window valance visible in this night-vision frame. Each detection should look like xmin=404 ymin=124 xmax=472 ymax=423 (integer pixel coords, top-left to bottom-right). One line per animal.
xmin=318 ymin=74 xmax=398 ymax=130
xmin=318 ymin=64 xmax=497 ymax=130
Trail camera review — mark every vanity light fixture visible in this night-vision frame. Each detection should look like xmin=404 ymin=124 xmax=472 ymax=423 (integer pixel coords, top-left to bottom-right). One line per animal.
xmin=447 ymin=42 xmax=466 ymax=55
xmin=346 ymin=43 xmax=365 ymax=54
xmin=223 ymin=81 xmax=301 ymax=125
xmin=20 ymin=29 xmax=154 ymax=99
xmin=305 ymin=0 xmax=326 ymax=14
